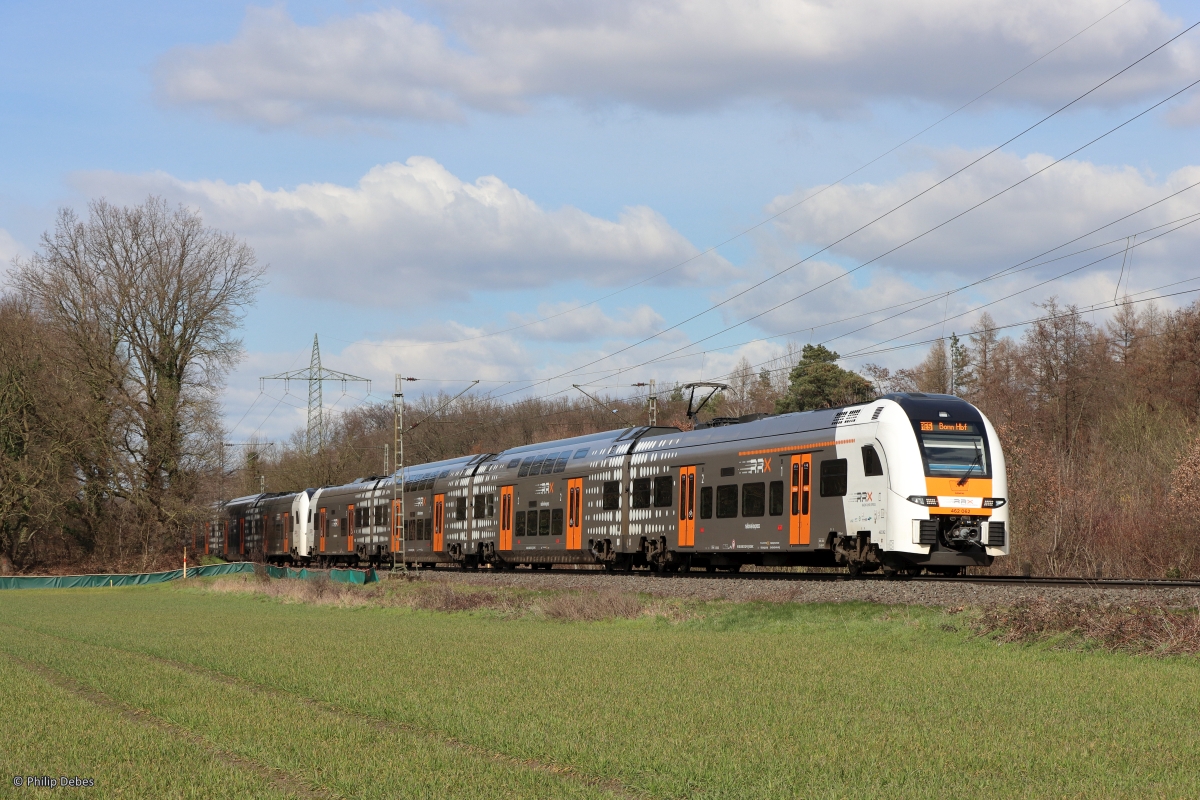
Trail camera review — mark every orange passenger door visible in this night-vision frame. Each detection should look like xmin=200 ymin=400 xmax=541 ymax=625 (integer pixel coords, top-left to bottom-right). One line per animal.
xmin=790 ymin=454 xmax=812 ymax=546
xmin=433 ymin=494 xmax=445 ymax=552
xmin=392 ymin=499 xmax=403 ymax=552
xmin=500 ymin=486 xmax=514 ymax=550
xmin=347 ymin=504 xmax=355 ymax=552
xmin=319 ymin=508 xmax=327 ymax=553
xmin=677 ymin=466 xmax=696 ymax=546
xmin=566 ymin=478 xmax=583 ymax=550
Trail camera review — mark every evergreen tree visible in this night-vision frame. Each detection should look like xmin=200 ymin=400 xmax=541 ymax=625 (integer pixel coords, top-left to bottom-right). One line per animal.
xmin=775 ymin=344 xmax=875 ymax=413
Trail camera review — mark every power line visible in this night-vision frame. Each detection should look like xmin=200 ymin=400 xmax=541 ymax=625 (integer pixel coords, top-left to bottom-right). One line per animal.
xmin=513 ymin=197 xmax=1200 ymax=402
xmin=836 ymin=216 xmax=1200 ymax=360
xmin=482 ymin=20 xmax=1200 ymax=402
xmin=329 ymin=0 xmax=1139 ymax=355
xmin=600 ymin=204 xmax=1200 ymax=377
xmin=578 ymin=73 xmax=1200 ymax=389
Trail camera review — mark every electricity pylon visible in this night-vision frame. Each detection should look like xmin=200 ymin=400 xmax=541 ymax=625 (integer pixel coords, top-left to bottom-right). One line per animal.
xmin=260 ymin=334 xmax=370 ymax=454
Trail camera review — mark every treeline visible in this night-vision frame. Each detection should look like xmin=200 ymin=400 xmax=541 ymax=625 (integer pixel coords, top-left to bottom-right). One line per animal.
xmin=872 ymin=299 xmax=1200 ymax=578
xmin=245 ymin=298 xmax=1200 ymax=579
xmin=0 ymin=198 xmax=262 ymax=574
xmin=5 ymin=201 xmax=1198 ymax=578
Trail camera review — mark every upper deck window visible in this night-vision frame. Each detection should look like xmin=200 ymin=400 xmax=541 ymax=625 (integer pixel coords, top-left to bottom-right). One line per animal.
xmin=916 ymin=421 xmax=990 ymax=478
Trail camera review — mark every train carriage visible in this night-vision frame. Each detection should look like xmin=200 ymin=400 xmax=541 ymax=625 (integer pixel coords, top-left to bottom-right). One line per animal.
xmin=210 ymin=392 xmax=1006 ymax=576
xmin=470 ymin=392 xmax=1007 ymax=574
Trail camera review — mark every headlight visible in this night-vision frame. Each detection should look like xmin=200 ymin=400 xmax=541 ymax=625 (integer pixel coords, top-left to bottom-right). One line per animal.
xmin=907 ymin=495 xmax=939 ymax=506
xmin=982 ymin=498 xmax=1007 ymax=508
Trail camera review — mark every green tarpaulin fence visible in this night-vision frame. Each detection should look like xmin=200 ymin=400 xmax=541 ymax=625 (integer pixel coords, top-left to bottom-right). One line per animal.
xmin=0 ymin=562 xmax=379 ymax=590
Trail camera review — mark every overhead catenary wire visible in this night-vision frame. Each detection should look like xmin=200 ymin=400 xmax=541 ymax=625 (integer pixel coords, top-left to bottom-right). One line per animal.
xmin=480 ymin=21 xmax=1200 ymax=403
xmin=330 ymin=0 xmax=1140 ymax=355
xmin=505 ymin=208 xmax=1200 ymax=410
xmin=835 ymin=219 xmax=1200 ymax=361
xmin=241 ymin=14 xmax=1200 ymax=426
xmin=413 ymin=177 xmax=1200 ymax=395
xmin=586 ymin=207 xmax=1200 ymax=375
xmin=738 ymin=278 xmax=1200 ymax=384
xmin=577 ymin=71 xmax=1200 ymax=391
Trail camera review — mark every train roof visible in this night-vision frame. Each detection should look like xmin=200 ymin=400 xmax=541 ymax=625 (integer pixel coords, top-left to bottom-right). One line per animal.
xmin=220 ymin=491 xmax=296 ymax=510
xmin=638 ymin=394 xmax=983 ymax=452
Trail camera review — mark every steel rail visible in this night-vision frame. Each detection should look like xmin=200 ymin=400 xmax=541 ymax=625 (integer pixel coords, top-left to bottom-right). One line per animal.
xmin=410 ymin=564 xmax=1200 ymax=590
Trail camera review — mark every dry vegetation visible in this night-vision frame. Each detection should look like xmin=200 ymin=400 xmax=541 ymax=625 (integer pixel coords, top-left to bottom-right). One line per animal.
xmin=6 ymin=197 xmax=1200 ymax=583
xmin=1 ymin=197 xmax=262 ymax=575
xmin=974 ymin=598 xmax=1200 ymax=656
xmin=206 ymin=570 xmax=1200 ymax=658
xmin=196 ymin=573 xmax=685 ymax=622
xmin=249 ymin=298 xmax=1200 ymax=580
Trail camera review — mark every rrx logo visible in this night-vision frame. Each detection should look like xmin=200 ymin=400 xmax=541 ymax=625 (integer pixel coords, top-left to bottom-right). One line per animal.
xmin=853 ymin=492 xmax=874 ymax=503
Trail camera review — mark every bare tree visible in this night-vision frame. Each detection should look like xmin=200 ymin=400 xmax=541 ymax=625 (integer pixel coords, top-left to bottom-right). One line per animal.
xmin=14 ymin=197 xmax=264 ymax=558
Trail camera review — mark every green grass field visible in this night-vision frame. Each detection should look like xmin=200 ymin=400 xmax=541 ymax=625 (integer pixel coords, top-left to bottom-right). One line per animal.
xmin=2 ymin=581 xmax=1199 ymax=798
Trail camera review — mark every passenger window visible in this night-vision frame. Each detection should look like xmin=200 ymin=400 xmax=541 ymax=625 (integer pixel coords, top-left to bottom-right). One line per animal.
xmin=553 ymin=452 xmax=570 ymax=473
xmin=820 ymin=459 xmax=848 ymax=497
xmin=455 ymin=497 xmax=467 ymax=520
xmin=653 ymin=476 xmax=673 ymax=507
xmin=603 ymin=481 xmax=621 ymax=510
xmin=699 ymin=486 xmax=713 ymax=519
xmin=862 ymin=445 xmax=884 ymax=477
xmin=551 ymin=508 xmax=564 ymax=536
xmin=631 ymin=478 xmax=651 ymax=508
xmin=769 ymin=481 xmax=783 ymax=516
xmin=720 ymin=466 xmax=735 ymax=477
xmin=716 ymin=485 xmax=738 ymax=518
xmin=515 ymin=511 xmax=526 ymax=537
xmin=518 ymin=457 xmax=534 ymax=477
xmin=507 ymin=458 xmax=521 ymax=468
xmin=473 ymin=495 xmax=485 ymax=519
xmin=539 ymin=509 xmax=551 ymax=536
xmin=574 ymin=448 xmax=589 ymax=459
xmin=528 ymin=456 xmax=545 ymax=475
xmin=742 ymin=482 xmax=765 ymax=517
xmin=487 ymin=493 xmax=495 ymax=518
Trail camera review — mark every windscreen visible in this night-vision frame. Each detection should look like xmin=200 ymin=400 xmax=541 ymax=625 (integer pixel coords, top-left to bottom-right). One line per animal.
xmin=916 ymin=421 xmax=990 ymax=478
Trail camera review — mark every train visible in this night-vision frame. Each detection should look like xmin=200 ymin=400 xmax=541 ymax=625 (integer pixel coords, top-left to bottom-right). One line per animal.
xmin=193 ymin=392 xmax=1008 ymax=576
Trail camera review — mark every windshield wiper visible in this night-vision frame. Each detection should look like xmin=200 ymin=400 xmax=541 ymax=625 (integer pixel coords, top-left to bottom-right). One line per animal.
xmin=957 ymin=441 xmax=983 ymax=486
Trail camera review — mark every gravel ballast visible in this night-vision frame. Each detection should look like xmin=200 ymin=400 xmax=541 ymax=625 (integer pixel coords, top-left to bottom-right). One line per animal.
xmin=407 ymin=568 xmax=1200 ymax=609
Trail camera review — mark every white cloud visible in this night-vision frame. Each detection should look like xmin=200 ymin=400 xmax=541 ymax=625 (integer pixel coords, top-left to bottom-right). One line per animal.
xmin=683 ymin=152 xmax=1200 ymax=372
xmin=507 ymin=301 xmax=665 ymax=342
xmin=72 ymin=157 xmax=730 ymax=304
xmin=155 ymin=1 xmax=1199 ymax=127
xmin=765 ymin=150 xmax=1200 ymax=277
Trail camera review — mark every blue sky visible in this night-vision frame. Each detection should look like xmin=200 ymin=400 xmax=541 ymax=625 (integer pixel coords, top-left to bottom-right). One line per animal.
xmin=3 ymin=0 xmax=1200 ymax=443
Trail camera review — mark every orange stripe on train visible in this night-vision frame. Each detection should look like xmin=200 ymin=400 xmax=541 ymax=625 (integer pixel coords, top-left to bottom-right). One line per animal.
xmin=738 ymin=439 xmax=855 ymax=457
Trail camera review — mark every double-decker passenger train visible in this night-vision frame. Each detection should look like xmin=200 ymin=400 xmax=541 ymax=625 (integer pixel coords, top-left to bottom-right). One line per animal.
xmin=195 ymin=392 xmax=1008 ymax=576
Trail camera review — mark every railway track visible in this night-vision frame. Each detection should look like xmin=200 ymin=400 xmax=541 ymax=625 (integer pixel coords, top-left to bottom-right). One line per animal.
xmin=407 ymin=564 xmax=1200 ymax=590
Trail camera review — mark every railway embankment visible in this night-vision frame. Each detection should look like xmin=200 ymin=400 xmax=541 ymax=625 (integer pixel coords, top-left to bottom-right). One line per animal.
xmin=421 ymin=567 xmax=1200 ymax=609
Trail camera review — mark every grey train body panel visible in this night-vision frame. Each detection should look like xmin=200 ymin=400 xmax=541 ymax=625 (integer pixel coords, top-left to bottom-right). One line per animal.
xmin=212 ymin=393 xmax=1007 ymax=575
